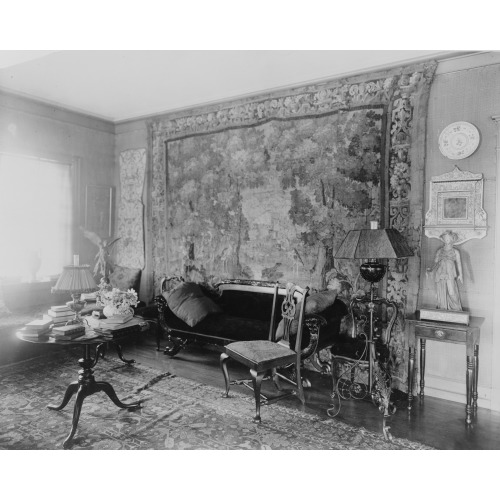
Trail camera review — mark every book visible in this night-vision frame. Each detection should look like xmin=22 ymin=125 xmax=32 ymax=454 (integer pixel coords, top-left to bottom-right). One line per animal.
xmin=418 ymin=308 xmax=470 ymax=325
xmin=25 ymin=318 xmax=53 ymax=331
xmin=96 ymin=317 xmax=145 ymax=331
xmin=95 ymin=323 xmax=143 ymax=339
xmin=52 ymin=324 xmax=86 ymax=335
xmin=50 ymin=305 xmax=72 ymax=313
xmin=50 ymin=330 xmax=86 ymax=341
xmin=43 ymin=315 xmax=71 ymax=326
xmin=47 ymin=309 xmax=75 ymax=318
xmin=70 ymin=332 xmax=101 ymax=341
xmin=19 ymin=326 xmax=51 ymax=338
xmin=99 ymin=313 xmax=134 ymax=326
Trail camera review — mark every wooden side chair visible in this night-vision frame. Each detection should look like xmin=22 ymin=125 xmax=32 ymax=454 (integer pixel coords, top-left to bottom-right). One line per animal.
xmin=220 ymin=282 xmax=310 ymax=423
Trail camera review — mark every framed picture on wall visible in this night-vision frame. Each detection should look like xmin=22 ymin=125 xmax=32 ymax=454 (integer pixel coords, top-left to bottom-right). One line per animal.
xmin=85 ymin=185 xmax=114 ymax=238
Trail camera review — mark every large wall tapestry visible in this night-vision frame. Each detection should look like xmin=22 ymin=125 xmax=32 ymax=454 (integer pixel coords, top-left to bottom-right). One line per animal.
xmin=149 ymin=62 xmax=437 ymax=390
xmin=165 ymin=107 xmax=385 ymax=285
xmin=115 ymin=148 xmax=147 ymax=270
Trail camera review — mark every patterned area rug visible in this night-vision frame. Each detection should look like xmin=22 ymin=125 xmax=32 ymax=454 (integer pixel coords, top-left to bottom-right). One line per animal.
xmin=0 ymin=353 xmax=433 ymax=450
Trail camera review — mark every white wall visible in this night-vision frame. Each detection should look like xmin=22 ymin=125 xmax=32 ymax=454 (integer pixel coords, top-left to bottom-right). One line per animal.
xmin=419 ymin=52 xmax=500 ymax=410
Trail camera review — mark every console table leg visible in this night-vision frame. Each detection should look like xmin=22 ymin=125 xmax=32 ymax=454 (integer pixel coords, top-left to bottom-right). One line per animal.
xmin=96 ymin=381 xmax=141 ymax=409
xmin=408 ymin=347 xmax=415 ymax=410
xmin=473 ymin=344 xmax=479 ymax=411
xmin=47 ymin=382 xmax=79 ymax=411
xmin=63 ymin=387 xmax=87 ymax=449
xmin=113 ymin=342 xmax=135 ymax=364
xmin=419 ymin=338 xmax=426 ymax=397
xmin=466 ymin=355 xmax=473 ymax=424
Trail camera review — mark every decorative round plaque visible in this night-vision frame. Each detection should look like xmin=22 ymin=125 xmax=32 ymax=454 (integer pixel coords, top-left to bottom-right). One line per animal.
xmin=438 ymin=121 xmax=480 ymax=160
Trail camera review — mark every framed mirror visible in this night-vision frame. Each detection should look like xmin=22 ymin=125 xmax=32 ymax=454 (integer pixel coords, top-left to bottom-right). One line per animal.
xmin=424 ymin=166 xmax=487 ymax=244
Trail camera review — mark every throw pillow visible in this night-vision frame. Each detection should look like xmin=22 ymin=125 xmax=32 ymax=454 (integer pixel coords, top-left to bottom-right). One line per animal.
xmin=276 ymin=290 xmax=339 ymax=339
xmin=289 ymin=289 xmax=338 ymax=335
xmin=164 ymin=281 xmax=222 ymax=327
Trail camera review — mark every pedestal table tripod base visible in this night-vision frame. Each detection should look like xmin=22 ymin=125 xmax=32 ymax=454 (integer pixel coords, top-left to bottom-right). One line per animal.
xmin=47 ymin=343 xmax=141 ymax=449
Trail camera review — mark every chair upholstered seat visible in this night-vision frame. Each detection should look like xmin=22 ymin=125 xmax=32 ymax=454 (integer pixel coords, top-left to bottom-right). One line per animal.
xmin=220 ymin=282 xmax=310 ymax=423
xmin=225 ymin=340 xmax=296 ymax=372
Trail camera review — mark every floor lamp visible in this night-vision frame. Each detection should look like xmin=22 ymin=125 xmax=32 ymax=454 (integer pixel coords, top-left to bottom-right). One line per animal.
xmin=334 ymin=222 xmax=413 ymax=394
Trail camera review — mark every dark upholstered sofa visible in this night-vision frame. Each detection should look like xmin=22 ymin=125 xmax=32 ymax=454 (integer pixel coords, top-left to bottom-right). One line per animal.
xmin=154 ymin=277 xmax=348 ymax=364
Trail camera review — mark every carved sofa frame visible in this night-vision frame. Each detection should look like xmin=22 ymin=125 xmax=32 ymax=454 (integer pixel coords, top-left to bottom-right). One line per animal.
xmin=154 ymin=277 xmax=335 ymax=368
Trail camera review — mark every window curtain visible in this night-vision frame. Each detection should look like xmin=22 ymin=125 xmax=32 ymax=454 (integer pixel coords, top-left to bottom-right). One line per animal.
xmin=0 ymin=153 xmax=72 ymax=280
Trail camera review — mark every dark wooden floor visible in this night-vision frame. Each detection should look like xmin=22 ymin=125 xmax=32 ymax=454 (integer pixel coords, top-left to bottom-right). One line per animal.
xmin=117 ymin=333 xmax=500 ymax=450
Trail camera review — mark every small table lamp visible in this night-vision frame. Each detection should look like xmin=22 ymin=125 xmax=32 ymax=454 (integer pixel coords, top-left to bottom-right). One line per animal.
xmin=51 ymin=259 xmax=97 ymax=323
xmin=334 ymin=222 xmax=413 ymax=395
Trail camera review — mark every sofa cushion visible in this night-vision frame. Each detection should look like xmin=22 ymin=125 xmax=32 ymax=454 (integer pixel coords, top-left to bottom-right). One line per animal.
xmin=216 ymin=289 xmax=277 ymax=322
xmin=160 ymin=308 xmax=271 ymax=342
xmin=109 ymin=265 xmax=141 ymax=293
xmin=164 ymin=282 xmax=222 ymax=327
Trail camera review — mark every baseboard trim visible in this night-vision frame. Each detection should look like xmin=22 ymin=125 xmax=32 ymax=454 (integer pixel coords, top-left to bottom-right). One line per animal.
xmin=419 ymin=374 xmax=491 ymax=409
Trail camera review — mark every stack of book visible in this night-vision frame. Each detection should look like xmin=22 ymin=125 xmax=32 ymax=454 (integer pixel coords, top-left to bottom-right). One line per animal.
xmin=87 ymin=316 xmax=145 ymax=340
xmin=44 ymin=305 xmax=75 ymax=325
xmin=49 ymin=324 xmax=86 ymax=342
xmin=19 ymin=318 xmax=53 ymax=339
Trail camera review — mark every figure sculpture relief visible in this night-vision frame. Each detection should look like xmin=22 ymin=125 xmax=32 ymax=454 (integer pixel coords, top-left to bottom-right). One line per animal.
xmin=426 ymin=230 xmax=463 ymax=311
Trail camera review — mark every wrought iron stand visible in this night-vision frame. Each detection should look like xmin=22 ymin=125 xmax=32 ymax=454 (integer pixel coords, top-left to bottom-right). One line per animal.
xmin=329 ymin=284 xmax=398 ymax=440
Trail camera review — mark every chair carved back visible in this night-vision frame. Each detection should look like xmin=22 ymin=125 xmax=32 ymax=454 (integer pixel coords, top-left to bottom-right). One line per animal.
xmin=277 ymin=283 xmax=309 ymax=352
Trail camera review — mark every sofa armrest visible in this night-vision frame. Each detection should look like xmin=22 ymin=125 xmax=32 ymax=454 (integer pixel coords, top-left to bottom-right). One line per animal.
xmin=301 ymin=313 xmax=327 ymax=359
xmin=154 ymin=295 xmax=173 ymax=332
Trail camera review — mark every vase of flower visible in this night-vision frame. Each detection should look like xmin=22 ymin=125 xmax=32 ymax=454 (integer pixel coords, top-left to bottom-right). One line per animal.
xmin=103 ymin=305 xmax=119 ymax=318
xmin=103 ymin=305 xmax=133 ymax=321
xmin=96 ymin=279 xmax=138 ymax=321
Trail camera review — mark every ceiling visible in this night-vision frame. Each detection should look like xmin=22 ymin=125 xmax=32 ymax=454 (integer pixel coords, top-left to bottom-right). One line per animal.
xmin=0 ymin=50 xmax=462 ymax=123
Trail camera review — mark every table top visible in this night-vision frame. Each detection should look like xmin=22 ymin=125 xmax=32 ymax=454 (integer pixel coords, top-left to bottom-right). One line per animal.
xmin=407 ymin=314 xmax=484 ymax=331
xmin=16 ymin=316 xmax=150 ymax=345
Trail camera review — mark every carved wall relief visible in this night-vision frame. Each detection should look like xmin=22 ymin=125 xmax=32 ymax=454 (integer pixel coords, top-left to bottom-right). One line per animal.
xmin=424 ymin=166 xmax=487 ymax=244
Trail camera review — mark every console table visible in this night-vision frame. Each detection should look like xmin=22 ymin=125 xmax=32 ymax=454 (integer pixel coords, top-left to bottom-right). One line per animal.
xmin=407 ymin=315 xmax=483 ymax=424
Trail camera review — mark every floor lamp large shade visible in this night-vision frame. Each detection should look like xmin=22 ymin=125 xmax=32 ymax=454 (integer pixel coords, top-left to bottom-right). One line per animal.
xmin=335 ymin=227 xmax=413 ymax=284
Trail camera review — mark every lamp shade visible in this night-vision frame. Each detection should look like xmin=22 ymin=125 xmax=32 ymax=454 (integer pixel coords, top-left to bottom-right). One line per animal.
xmin=335 ymin=228 xmax=413 ymax=260
xmin=51 ymin=265 xmax=98 ymax=294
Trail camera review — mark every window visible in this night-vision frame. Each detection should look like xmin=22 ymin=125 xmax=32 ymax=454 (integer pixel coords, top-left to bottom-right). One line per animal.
xmin=0 ymin=153 xmax=74 ymax=281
